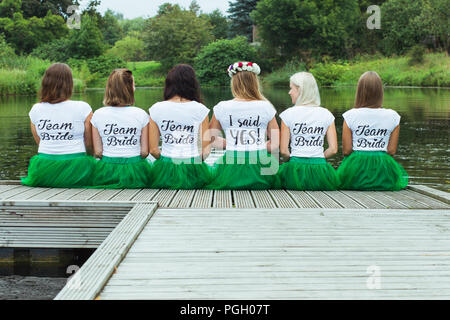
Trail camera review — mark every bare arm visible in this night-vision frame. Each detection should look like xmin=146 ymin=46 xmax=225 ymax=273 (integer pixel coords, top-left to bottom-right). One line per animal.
xmin=342 ymin=120 xmax=353 ymax=156
xmin=280 ymin=120 xmax=291 ymax=159
xmin=387 ymin=125 xmax=400 ymax=156
xmin=149 ymin=117 xmax=161 ymax=159
xmin=84 ymin=112 xmax=93 ymax=156
xmin=209 ymin=114 xmax=226 ymax=150
xmin=323 ymin=121 xmax=338 ymax=159
xmin=200 ymin=116 xmax=211 ymax=160
xmin=30 ymin=122 xmax=40 ymax=145
xmin=92 ymin=126 xmax=103 ymax=159
xmin=266 ymin=117 xmax=279 ymax=154
xmin=140 ymin=124 xmax=149 ymax=158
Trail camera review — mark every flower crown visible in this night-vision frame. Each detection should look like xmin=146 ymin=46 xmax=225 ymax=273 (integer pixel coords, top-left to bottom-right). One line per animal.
xmin=228 ymin=61 xmax=261 ymax=78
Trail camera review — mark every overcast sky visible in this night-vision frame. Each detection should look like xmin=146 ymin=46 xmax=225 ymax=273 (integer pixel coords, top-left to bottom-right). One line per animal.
xmin=79 ymin=0 xmax=230 ymax=19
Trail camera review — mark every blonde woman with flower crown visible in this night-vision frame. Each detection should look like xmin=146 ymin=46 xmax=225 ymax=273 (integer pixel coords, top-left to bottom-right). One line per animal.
xmin=278 ymin=72 xmax=340 ymax=190
xmin=207 ymin=61 xmax=281 ymax=190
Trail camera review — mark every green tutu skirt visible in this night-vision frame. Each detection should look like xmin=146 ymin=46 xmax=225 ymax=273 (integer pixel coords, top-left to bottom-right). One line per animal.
xmin=337 ymin=151 xmax=409 ymax=191
xmin=279 ymin=157 xmax=340 ymax=191
xmin=21 ymin=153 xmax=95 ymax=188
xmin=150 ymin=156 xmax=212 ymax=189
xmin=207 ymin=150 xmax=281 ymax=190
xmin=90 ymin=156 xmax=152 ymax=189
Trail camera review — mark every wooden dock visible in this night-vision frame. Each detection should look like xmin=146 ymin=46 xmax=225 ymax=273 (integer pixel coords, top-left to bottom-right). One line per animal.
xmin=0 ymin=181 xmax=449 ymax=299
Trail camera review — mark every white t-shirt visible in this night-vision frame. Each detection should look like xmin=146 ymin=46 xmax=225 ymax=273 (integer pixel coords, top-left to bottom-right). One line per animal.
xmin=280 ymin=106 xmax=335 ymax=158
xmin=343 ymin=108 xmax=401 ymax=152
xmin=149 ymin=101 xmax=210 ymax=158
xmin=91 ymin=106 xmax=149 ymax=158
xmin=213 ymin=100 xmax=276 ymax=152
xmin=29 ymin=100 xmax=92 ymax=155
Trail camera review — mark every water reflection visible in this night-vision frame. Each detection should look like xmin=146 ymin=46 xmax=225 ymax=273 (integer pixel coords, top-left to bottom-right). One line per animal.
xmin=0 ymin=87 xmax=448 ymax=191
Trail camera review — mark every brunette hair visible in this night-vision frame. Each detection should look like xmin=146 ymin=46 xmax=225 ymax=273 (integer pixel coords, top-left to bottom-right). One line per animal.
xmin=164 ymin=64 xmax=202 ymax=103
xmin=354 ymin=71 xmax=384 ymax=109
xmin=103 ymin=69 xmax=135 ymax=106
xmin=231 ymin=71 xmax=264 ymax=101
xmin=40 ymin=63 xmax=73 ymax=104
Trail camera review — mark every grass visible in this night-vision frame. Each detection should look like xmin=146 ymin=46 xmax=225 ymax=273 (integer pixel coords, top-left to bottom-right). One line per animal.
xmin=126 ymin=61 xmax=165 ymax=87
xmin=263 ymin=53 xmax=450 ymax=88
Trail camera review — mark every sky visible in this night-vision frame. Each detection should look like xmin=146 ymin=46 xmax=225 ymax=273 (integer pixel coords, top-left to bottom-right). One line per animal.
xmin=79 ymin=0 xmax=230 ymax=19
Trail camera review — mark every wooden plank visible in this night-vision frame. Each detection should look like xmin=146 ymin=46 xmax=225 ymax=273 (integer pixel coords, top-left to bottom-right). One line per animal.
xmin=110 ymin=189 xmax=142 ymax=201
xmin=360 ymin=191 xmax=407 ymax=209
xmin=268 ymin=190 xmax=298 ymax=208
xmin=27 ymin=188 xmax=67 ymax=200
xmin=381 ymin=191 xmax=432 ymax=209
xmin=55 ymin=202 xmax=158 ymax=300
xmin=305 ymin=191 xmax=342 ymax=208
xmin=323 ymin=191 xmax=364 ymax=209
xmin=190 ymin=190 xmax=213 ymax=208
xmin=0 ymin=185 xmax=21 ymax=194
xmin=68 ymin=189 xmax=104 ymax=201
xmin=153 ymin=189 xmax=178 ymax=207
xmin=285 ymin=190 xmax=320 ymax=208
xmin=233 ymin=190 xmax=255 ymax=208
xmin=340 ymin=191 xmax=387 ymax=209
xmin=408 ymin=185 xmax=450 ymax=204
xmin=213 ymin=190 xmax=232 ymax=208
xmin=131 ymin=189 xmax=159 ymax=201
xmin=90 ymin=189 xmax=123 ymax=201
xmin=400 ymin=189 xmax=449 ymax=209
xmin=168 ymin=190 xmax=195 ymax=208
xmin=46 ymin=188 xmax=86 ymax=201
xmin=251 ymin=191 xmax=276 ymax=208
xmin=0 ymin=186 xmax=35 ymax=200
xmin=5 ymin=187 xmax=51 ymax=200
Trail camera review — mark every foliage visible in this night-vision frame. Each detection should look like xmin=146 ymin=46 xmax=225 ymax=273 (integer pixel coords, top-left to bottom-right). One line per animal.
xmin=107 ymin=36 xmax=145 ymax=62
xmin=127 ymin=61 xmax=165 ymax=87
xmin=201 ymin=9 xmax=229 ymax=40
xmin=227 ymin=0 xmax=259 ymax=41
xmin=143 ymin=4 xmax=214 ymax=71
xmin=101 ymin=9 xmax=124 ymax=46
xmin=0 ymin=34 xmax=15 ymax=59
xmin=31 ymin=38 xmax=71 ymax=62
xmin=20 ymin=0 xmax=77 ymax=18
xmin=120 ymin=17 xmax=146 ymax=37
xmin=0 ymin=10 xmax=68 ymax=53
xmin=69 ymin=54 xmax=126 ymax=78
xmin=66 ymin=14 xmax=105 ymax=59
xmin=260 ymin=60 xmax=308 ymax=87
xmin=194 ymin=36 xmax=258 ymax=86
xmin=408 ymin=45 xmax=426 ymax=66
xmin=251 ymin=0 xmax=360 ymax=60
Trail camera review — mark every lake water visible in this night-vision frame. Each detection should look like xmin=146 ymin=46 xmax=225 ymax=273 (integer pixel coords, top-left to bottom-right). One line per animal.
xmin=0 ymin=86 xmax=448 ymax=191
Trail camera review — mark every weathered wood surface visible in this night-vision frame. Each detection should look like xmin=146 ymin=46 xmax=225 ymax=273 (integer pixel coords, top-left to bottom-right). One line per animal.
xmin=55 ymin=202 xmax=157 ymax=300
xmin=0 ymin=183 xmax=448 ymax=209
xmin=99 ymin=208 xmax=450 ymax=300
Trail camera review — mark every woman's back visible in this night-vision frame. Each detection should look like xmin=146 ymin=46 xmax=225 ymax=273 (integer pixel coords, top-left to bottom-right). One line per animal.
xmin=29 ymin=100 xmax=92 ymax=155
xmin=149 ymin=100 xmax=209 ymax=159
xmin=280 ymin=106 xmax=334 ymax=158
xmin=214 ymin=99 xmax=275 ymax=152
xmin=343 ymin=107 xmax=400 ymax=152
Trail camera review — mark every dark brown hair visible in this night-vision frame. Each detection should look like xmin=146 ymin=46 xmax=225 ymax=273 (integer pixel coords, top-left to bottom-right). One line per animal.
xmin=354 ymin=71 xmax=384 ymax=109
xmin=40 ymin=63 xmax=73 ymax=104
xmin=164 ymin=64 xmax=202 ymax=103
xmin=103 ymin=69 xmax=135 ymax=106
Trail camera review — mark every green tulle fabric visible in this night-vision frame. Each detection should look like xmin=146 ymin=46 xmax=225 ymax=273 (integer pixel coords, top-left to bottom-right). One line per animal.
xmin=89 ymin=156 xmax=152 ymax=189
xmin=278 ymin=157 xmax=340 ymax=191
xmin=21 ymin=153 xmax=95 ymax=188
xmin=337 ymin=151 xmax=409 ymax=191
xmin=150 ymin=156 xmax=212 ymax=190
xmin=207 ymin=150 xmax=281 ymax=190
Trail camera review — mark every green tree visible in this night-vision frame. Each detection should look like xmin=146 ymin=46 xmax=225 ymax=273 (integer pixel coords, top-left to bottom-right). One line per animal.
xmin=380 ymin=0 xmax=429 ymax=55
xmin=20 ymin=0 xmax=78 ymax=18
xmin=143 ymin=4 xmax=214 ymax=71
xmin=101 ymin=9 xmax=123 ymax=46
xmin=67 ymin=14 xmax=104 ymax=59
xmin=120 ymin=17 xmax=146 ymax=36
xmin=227 ymin=0 xmax=259 ymax=41
xmin=0 ymin=0 xmax=22 ymax=18
xmin=251 ymin=0 xmax=360 ymax=60
xmin=107 ymin=35 xmax=145 ymax=61
xmin=194 ymin=36 xmax=257 ymax=86
xmin=201 ymin=9 xmax=229 ymax=40
xmin=417 ymin=0 xmax=449 ymax=53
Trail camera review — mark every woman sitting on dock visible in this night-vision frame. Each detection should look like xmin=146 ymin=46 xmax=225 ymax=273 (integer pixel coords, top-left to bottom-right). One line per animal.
xmin=278 ymin=72 xmax=340 ymax=190
xmin=21 ymin=63 xmax=95 ymax=188
xmin=338 ymin=71 xmax=409 ymax=191
xmin=148 ymin=64 xmax=212 ymax=189
xmin=207 ymin=61 xmax=281 ymax=190
xmin=90 ymin=69 xmax=152 ymax=189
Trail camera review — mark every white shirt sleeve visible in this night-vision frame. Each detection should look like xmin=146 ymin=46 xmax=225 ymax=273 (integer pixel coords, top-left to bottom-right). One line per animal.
xmin=197 ymin=103 xmax=210 ymax=122
xmin=90 ymin=110 xmax=99 ymax=128
xmin=139 ymin=109 xmax=150 ymax=128
xmin=80 ymin=102 xmax=92 ymax=120
xmin=327 ymin=110 xmax=335 ymax=128
xmin=279 ymin=109 xmax=291 ymax=127
xmin=342 ymin=109 xmax=355 ymax=131
xmin=213 ymin=103 xmax=223 ymax=124
xmin=148 ymin=103 xmax=159 ymax=122
xmin=29 ymin=104 xmax=39 ymax=125
xmin=391 ymin=110 xmax=401 ymax=128
xmin=265 ymin=102 xmax=276 ymax=121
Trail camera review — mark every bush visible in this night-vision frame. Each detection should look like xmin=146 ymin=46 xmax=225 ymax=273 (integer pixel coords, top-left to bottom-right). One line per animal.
xmin=261 ymin=59 xmax=307 ymax=87
xmin=309 ymin=62 xmax=350 ymax=86
xmin=69 ymin=54 xmax=127 ymax=79
xmin=0 ymin=34 xmax=15 ymax=60
xmin=408 ymin=45 xmax=426 ymax=65
xmin=31 ymin=38 xmax=71 ymax=62
xmin=194 ymin=36 xmax=258 ymax=86
xmin=107 ymin=36 xmax=145 ymax=62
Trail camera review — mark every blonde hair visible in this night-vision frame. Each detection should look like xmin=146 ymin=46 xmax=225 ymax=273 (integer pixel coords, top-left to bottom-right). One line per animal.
xmin=354 ymin=71 xmax=383 ymax=109
xmin=231 ymin=71 xmax=265 ymax=101
xmin=290 ymin=72 xmax=321 ymax=107
xmin=103 ymin=69 xmax=135 ymax=106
